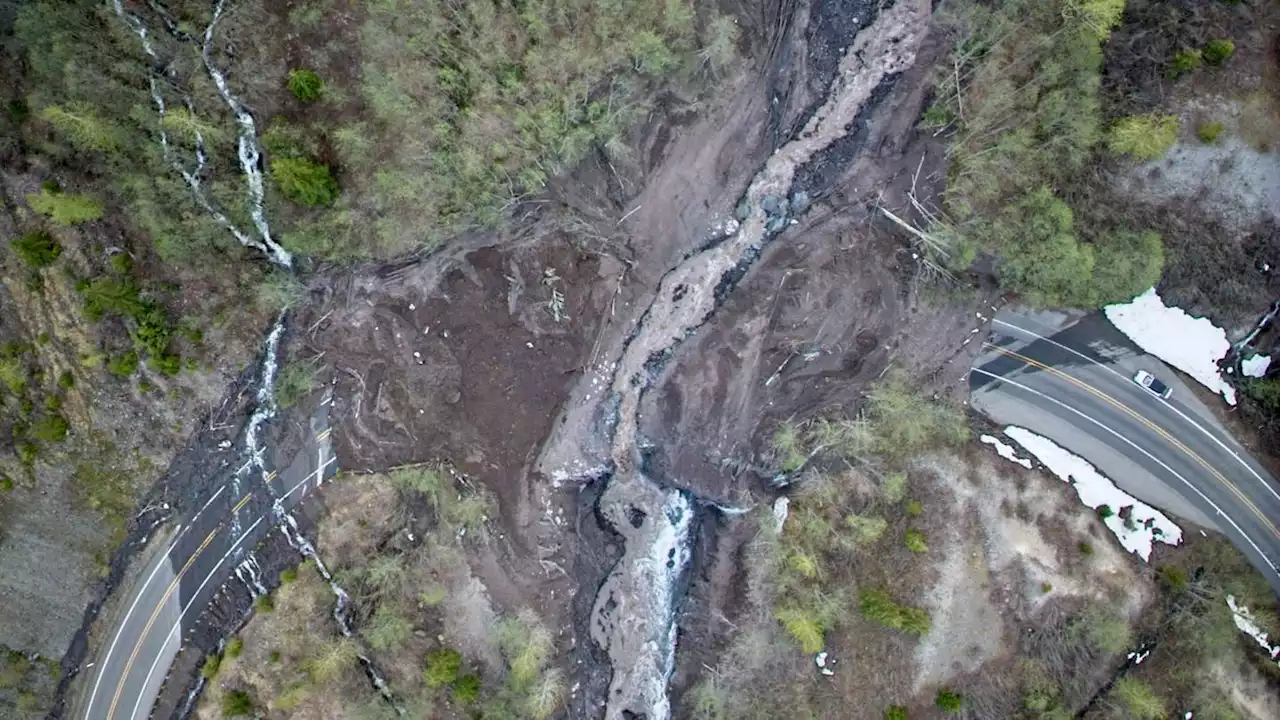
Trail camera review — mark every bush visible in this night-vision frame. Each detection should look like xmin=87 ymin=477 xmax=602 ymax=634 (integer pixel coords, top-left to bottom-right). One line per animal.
xmin=885 ymin=706 xmax=908 ymax=720
xmin=1158 ymin=564 xmax=1189 ymax=593
xmin=307 ymin=639 xmax=358 ymax=682
xmin=58 ymin=371 xmax=74 ymax=389
xmin=1078 ymin=606 xmax=1132 ymax=654
xmin=452 ymin=673 xmax=482 ymax=703
xmin=26 ymin=188 xmax=103 ymax=225
xmin=935 ymin=689 xmax=964 ymax=713
xmin=271 ymin=157 xmax=338 ymax=207
xmin=363 ymin=609 xmax=413 ymax=651
xmin=225 ymin=638 xmax=243 ymax=659
xmin=775 ymin=606 xmax=825 ymax=653
xmin=1172 ymin=50 xmax=1203 ymax=76
xmin=1108 ymin=677 xmax=1165 ymax=719
xmin=11 ymin=231 xmax=61 ymax=268
xmin=881 ymin=472 xmax=907 ymax=503
xmin=31 ymin=413 xmax=69 ymax=442
xmin=279 ymin=567 xmax=297 ymax=584
xmin=287 ymin=69 xmax=324 ymax=101
xmin=904 ymin=529 xmax=928 ymax=553
xmin=275 ymin=360 xmax=317 ymax=409
xmin=773 ymin=422 xmax=807 ymax=472
xmin=424 ymin=648 xmax=463 ymax=688
xmin=107 ymin=351 xmax=138 ymax=378
xmin=846 ymin=514 xmax=889 ymax=545
xmin=1097 ymin=504 xmax=1114 ymax=518
xmin=200 ymin=653 xmax=221 ymax=679
xmin=1204 ymin=39 xmax=1235 ymax=66
xmin=1079 ymin=541 xmax=1094 ymax=555
xmin=220 ymin=689 xmax=254 ymax=717
xmin=1108 ymin=114 xmax=1179 ymax=160
xmin=859 ymin=588 xmax=932 ymax=636
xmin=906 ymin=500 xmax=922 ymax=516
xmin=254 ymin=593 xmax=275 ymax=613
xmin=1197 ymin=121 xmax=1225 ymax=143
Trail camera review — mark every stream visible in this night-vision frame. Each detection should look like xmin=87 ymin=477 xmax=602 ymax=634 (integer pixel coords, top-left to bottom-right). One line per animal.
xmin=583 ymin=3 xmax=931 ymax=717
xmin=112 ymin=0 xmax=292 ymax=268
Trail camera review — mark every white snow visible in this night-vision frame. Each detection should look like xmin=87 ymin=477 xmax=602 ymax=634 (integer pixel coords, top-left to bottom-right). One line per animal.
xmin=1104 ymin=288 xmax=1236 ymax=404
xmin=1243 ymin=354 xmax=1272 ymax=378
xmin=1226 ymin=595 xmax=1280 ymax=663
xmin=773 ymin=497 xmax=790 ymax=533
xmin=980 ymin=434 xmax=1033 ymax=469
xmin=1003 ymin=427 xmax=1183 ymax=560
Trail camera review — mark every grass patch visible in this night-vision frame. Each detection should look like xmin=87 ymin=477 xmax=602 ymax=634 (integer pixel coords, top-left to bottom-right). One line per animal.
xmin=26 ymin=187 xmax=102 ymax=225
xmin=1108 ymin=114 xmax=1179 ymax=160
xmin=859 ymin=588 xmax=932 ymax=636
xmin=1197 ymin=121 xmax=1225 ymax=144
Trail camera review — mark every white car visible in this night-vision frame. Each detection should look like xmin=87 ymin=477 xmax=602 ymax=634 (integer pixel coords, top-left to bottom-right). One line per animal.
xmin=1132 ymin=370 xmax=1173 ymax=399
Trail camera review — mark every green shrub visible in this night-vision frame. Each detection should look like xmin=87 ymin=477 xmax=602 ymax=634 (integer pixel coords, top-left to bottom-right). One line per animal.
xmin=1108 ymin=114 xmax=1179 ymax=160
xmin=859 ymin=588 xmax=932 ymax=636
xmin=271 ymin=157 xmax=338 ymax=207
xmin=1108 ymin=677 xmax=1165 ymax=720
xmin=26 ymin=188 xmax=103 ymax=225
xmin=906 ymin=500 xmax=922 ymax=516
xmin=16 ymin=442 xmax=37 ymax=465
xmin=1097 ymin=504 xmax=1114 ymax=519
xmin=885 ymin=706 xmax=908 ymax=720
xmin=0 ymin=475 xmax=12 ymax=492
xmin=904 ymin=529 xmax=928 ymax=553
xmin=280 ymin=567 xmax=298 ymax=584
xmin=424 ymin=648 xmax=463 ymax=687
xmin=110 ymin=253 xmax=132 ymax=274
xmin=881 ymin=472 xmax=907 ymax=503
xmin=1204 ymin=39 xmax=1235 ymax=65
xmin=276 ymin=360 xmax=317 ymax=409
xmin=935 ymin=689 xmax=964 ymax=713
xmin=363 ymin=609 xmax=413 ymax=651
xmin=0 ymin=356 xmax=27 ymax=393
xmin=1079 ymin=541 xmax=1094 ymax=555
xmin=148 ymin=353 xmax=181 ymax=376
xmin=1197 ymin=121 xmax=1225 ymax=143
xmin=287 ymin=69 xmax=324 ymax=101
xmin=107 ymin=351 xmax=139 ymax=378
xmin=1158 ymin=564 xmax=1189 ymax=592
xmin=268 ymin=650 xmax=281 ymax=664
xmin=452 ymin=673 xmax=482 ymax=703
xmin=38 ymin=104 xmax=121 ymax=153
xmin=225 ymin=638 xmax=243 ymax=659
xmin=1172 ymin=50 xmax=1203 ymax=75
xmin=1041 ymin=583 xmax=1053 ymax=593
xmin=1078 ymin=606 xmax=1132 ymax=654
xmin=44 ymin=394 xmax=61 ymax=411
xmin=31 ymin=413 xmax=69 ymax=442
xmin=220 ymin=689 xmax=254 ymax=717
xmin=773 ymin=422 xmax=807 ymax=472
xmin=254 ymin=593 xmax=275 ymax=613
xmin=845 ymin=514 xmax=889 ymax=545
xmin=775 ymin=606 xmax=825 ymax=653
xmin=200 ymin=653 xmax=221 ymax=679
xmin=11 ymin=231 xmax=61 ymax=268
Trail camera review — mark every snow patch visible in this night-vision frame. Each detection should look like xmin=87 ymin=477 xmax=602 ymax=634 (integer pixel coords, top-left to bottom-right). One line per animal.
xmin=980 ymin=434 xmax=1032 ymax=469
xmin=1003 ymin=427 xmax=1183 ymax=560
xmin=1243 ymin=354 xmax=1271 ymax=379
xmin=1104 ymin=288 xmax=1236 ymax=404
xmin=772 ymin=496 xmax=790 ymax=532
xmin=1227 ymin=595 xmax=1280 ymax=664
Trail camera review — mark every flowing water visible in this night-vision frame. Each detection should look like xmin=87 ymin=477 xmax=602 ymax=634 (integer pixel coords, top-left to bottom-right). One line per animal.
xmin=585 ymin=3 xmax=931 ymax=716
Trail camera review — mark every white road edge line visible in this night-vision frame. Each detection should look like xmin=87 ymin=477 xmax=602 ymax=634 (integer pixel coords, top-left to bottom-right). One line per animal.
xmin=284 ymin=455 xmax=337 ymax=502
xmin=993 ymin=318 xmax=1280 ymax=505
xmin=83 ymin=522 xmax=186 ymax=718
xmin=126 ymin=514 xmax=266 ymax=720
xmin=85 ymin=483 xmax=229 ymax=716
xmin=972 ymin=367 xmax=1279 ymax=575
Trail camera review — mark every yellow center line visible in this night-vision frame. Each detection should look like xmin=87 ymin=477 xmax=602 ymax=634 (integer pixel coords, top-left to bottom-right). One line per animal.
xmin=983 ymin=343 xmax=1280 ymax=539
xmin=105 ymin=492 xmax=253 ymax=720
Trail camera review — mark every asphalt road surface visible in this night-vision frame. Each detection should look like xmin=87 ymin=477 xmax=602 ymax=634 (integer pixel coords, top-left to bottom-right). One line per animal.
xmin=971 ymin=310 xmax=1280 ymax=595
xmin=80 ymin=395 xmax=337 ymax=720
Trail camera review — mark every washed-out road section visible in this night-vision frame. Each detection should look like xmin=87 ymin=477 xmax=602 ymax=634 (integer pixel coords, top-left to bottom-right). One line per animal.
xmin=79 ymin=400 xmax=336 ymax=720
xmin=970 ymin=310 xmax=1280 ymax=594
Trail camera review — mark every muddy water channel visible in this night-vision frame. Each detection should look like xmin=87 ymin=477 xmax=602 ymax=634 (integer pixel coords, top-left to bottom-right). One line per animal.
xmin=577 ymin=2 xmax=934 ymax=717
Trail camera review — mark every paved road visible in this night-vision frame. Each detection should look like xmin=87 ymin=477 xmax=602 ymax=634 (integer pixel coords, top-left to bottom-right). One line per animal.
xmin=970 ymin=310 xmax=1280 ymax=594
xmin=80 ymin=395 xmax=337 ymax=720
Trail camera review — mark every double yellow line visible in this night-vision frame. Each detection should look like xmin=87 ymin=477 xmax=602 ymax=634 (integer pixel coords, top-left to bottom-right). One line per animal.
xmin=984 ymin=343 xmax=1280 ymax=540
xmin=104 ymin=491 xmax=255 ymax=720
